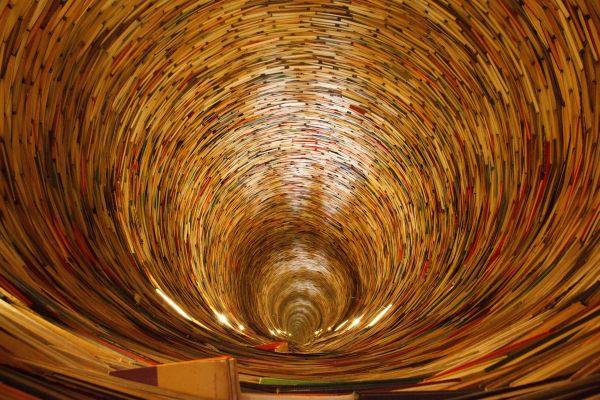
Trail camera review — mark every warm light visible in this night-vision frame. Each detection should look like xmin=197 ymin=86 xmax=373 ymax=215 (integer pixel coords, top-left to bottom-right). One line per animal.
xmin=347 ymin=315 xmax=363 ymax=330
xmin=155 ymin=288 xmax=192 ymax=320
xmin=334 ymin=319 xmax=348 ymax=331
xmin=214 ymin=311 xmax=233 ymax=328
xmin=238 ymin=324 xmax=245 ymax=330
xmin=367 ymin=304 xmax=393 ymax=327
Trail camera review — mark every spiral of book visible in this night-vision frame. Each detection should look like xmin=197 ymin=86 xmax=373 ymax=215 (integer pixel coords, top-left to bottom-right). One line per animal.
xmin=0 ymin=0 xmax=598 ymax=398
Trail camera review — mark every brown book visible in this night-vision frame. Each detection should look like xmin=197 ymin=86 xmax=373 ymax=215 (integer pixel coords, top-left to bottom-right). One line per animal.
xmin=110 ymin=356 xmax=240 ymax=400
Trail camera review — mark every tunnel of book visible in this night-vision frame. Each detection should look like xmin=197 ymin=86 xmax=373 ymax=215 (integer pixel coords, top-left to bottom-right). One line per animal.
xmin=0 ymin=0 xmax=599 ymax=398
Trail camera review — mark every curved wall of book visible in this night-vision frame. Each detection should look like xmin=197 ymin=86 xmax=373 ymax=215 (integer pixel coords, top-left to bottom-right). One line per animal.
xmin=0 ymin=0 xmax=598 ymax=391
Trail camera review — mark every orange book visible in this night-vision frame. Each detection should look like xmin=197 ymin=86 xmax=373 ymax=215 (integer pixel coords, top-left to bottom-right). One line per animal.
xmin=254 ymin=341 xmax=289 ymax=353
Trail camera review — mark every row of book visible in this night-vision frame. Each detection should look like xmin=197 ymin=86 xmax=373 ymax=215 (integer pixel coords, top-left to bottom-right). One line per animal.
xmin=0 ymin=0 xmax=598 ymax=398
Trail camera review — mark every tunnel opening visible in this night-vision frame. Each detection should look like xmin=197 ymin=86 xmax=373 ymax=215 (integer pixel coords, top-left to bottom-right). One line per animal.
xmin=0 ymin=0 xmax=598 ymax=398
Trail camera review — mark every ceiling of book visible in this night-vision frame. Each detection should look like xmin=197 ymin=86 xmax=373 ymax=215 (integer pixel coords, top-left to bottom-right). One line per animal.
xmin=1 ymin=0 xmax=598 ymax=388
